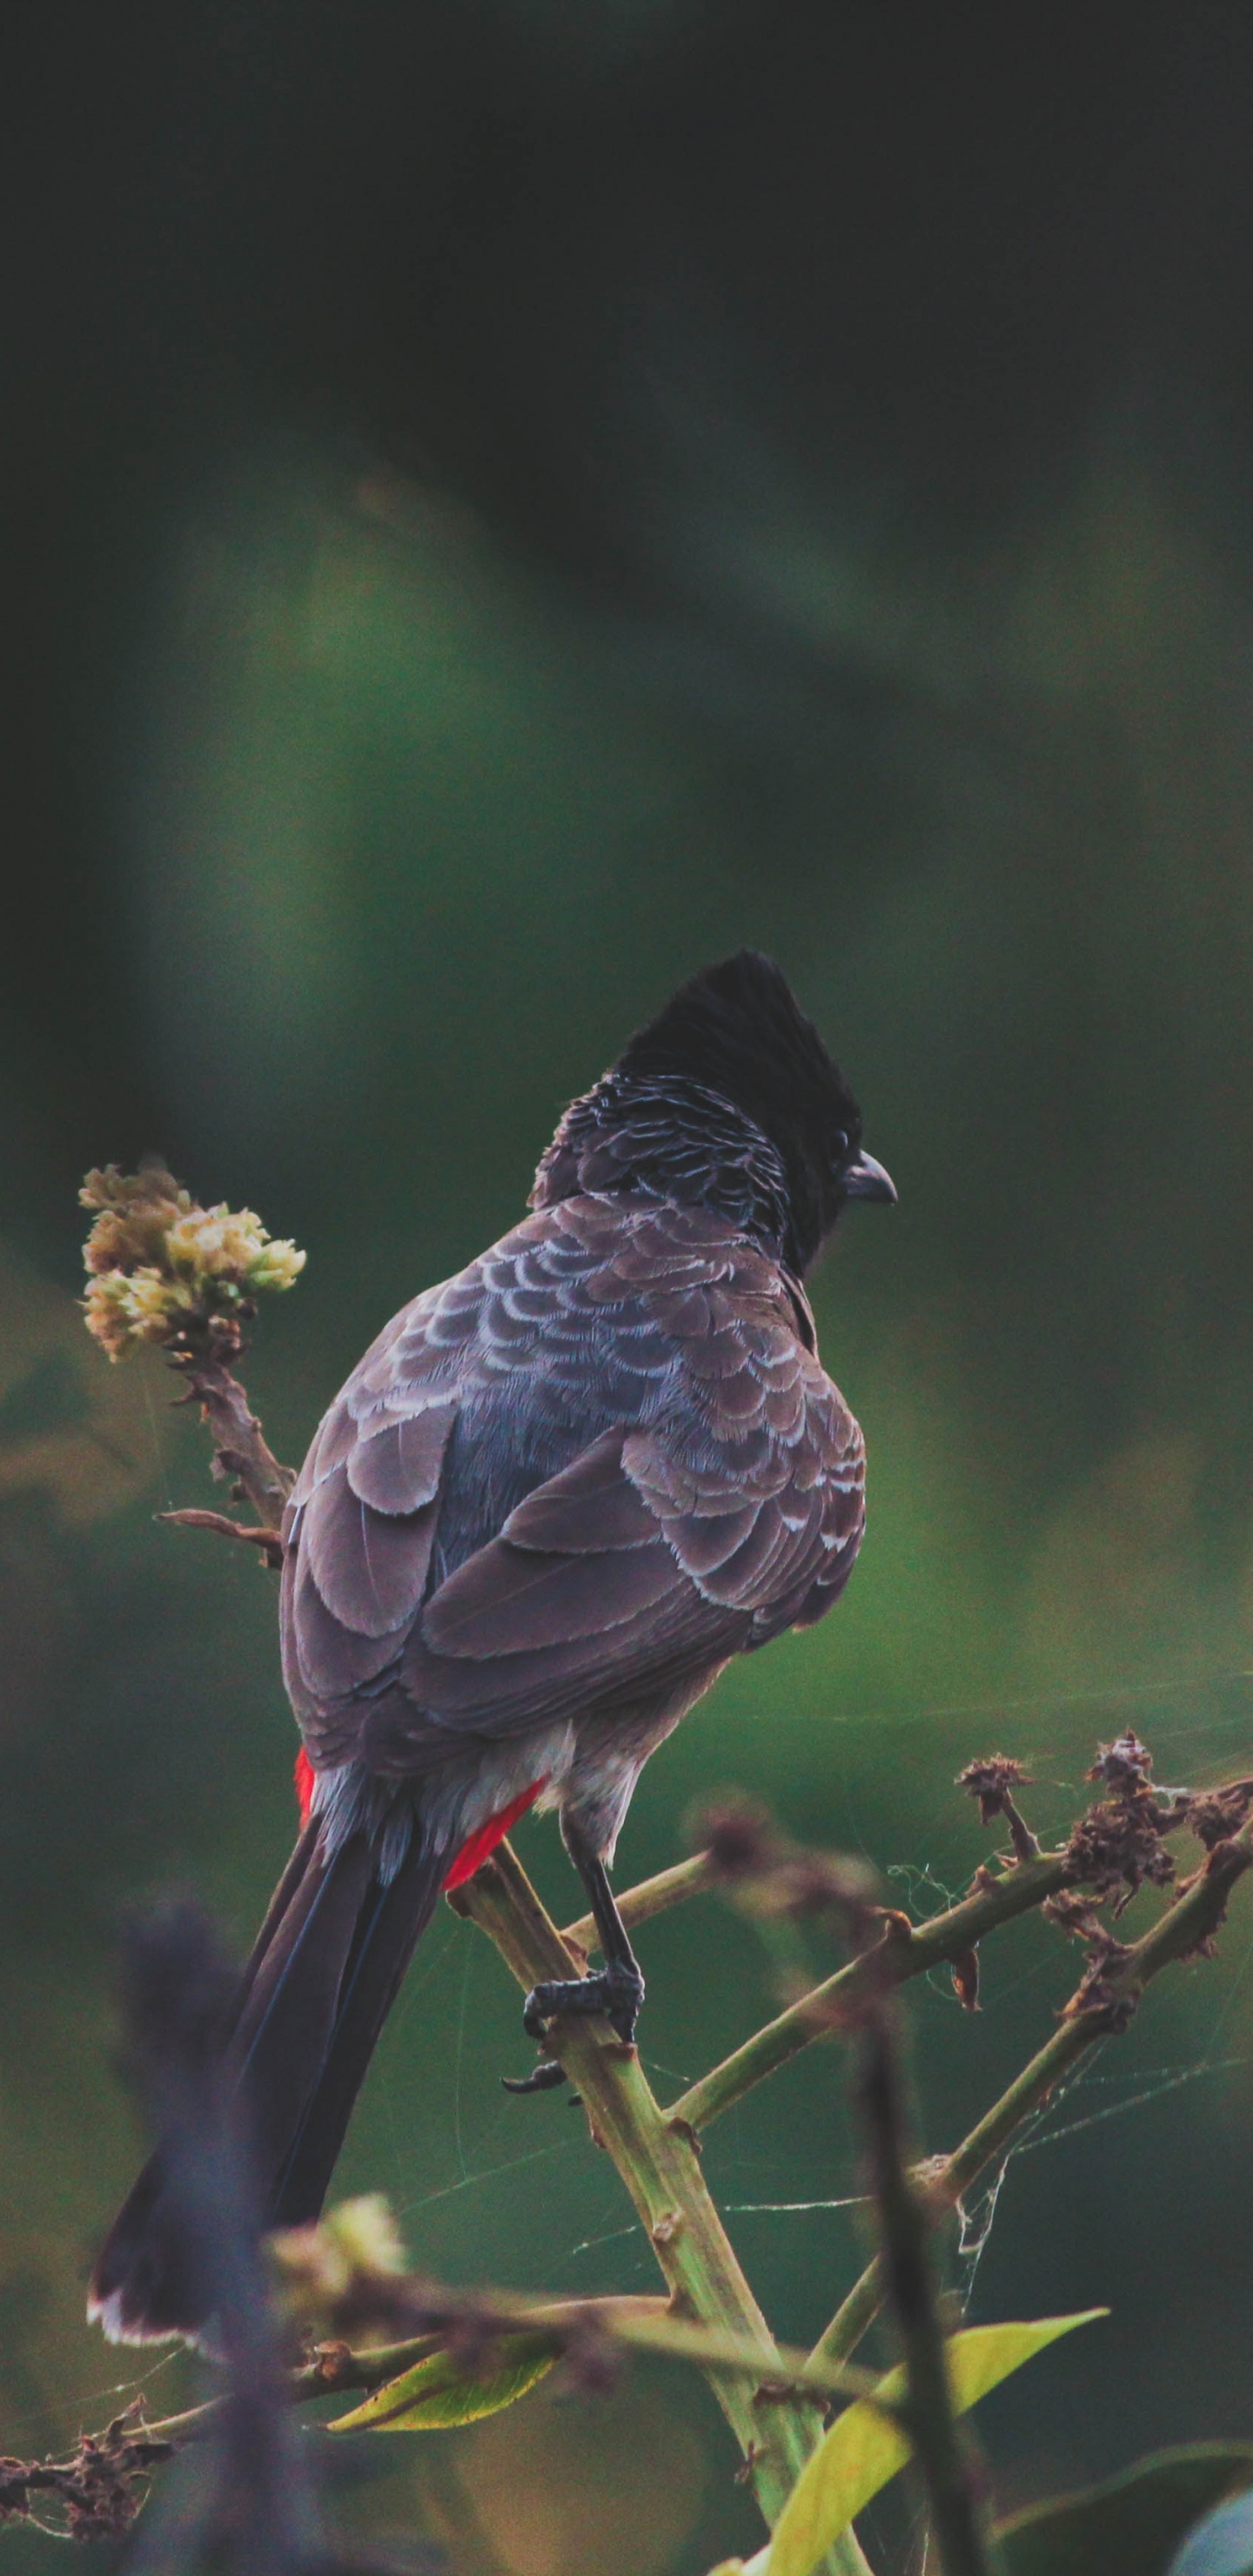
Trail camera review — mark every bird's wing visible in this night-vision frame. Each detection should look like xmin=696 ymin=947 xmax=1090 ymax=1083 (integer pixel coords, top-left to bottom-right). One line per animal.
xmin=281 ymin=1197 xmax=865 ymax=1772
xmin=279 ymin=1280 xmax=462 ymax=1730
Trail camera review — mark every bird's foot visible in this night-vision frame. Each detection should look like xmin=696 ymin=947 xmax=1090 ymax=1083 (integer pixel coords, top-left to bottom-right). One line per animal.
xmin=523 ymin=1959 xmax=645 ymax=2046
xmin=500 ymin=1959 xmax=645 ymax=2095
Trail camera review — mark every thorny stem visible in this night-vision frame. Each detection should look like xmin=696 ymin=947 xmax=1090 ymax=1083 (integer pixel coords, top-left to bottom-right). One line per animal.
xmin=858 ymin=2016 xmax=999 ymax=2576
xmin=452 ymin=1841 xmax=875 ymax=2575
xmin=809 ymin=1813 xmax=1253 ymax=2377
xmin=809 ymin=2263 xmax=888 ymax=2387
xmin=171 ymin=1352 xmax=294 ymax=1530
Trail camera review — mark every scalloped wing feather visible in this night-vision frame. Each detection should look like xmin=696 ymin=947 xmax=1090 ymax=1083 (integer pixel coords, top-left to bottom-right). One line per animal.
xmin=279 ymin=1197 xmax=867 ymax=1773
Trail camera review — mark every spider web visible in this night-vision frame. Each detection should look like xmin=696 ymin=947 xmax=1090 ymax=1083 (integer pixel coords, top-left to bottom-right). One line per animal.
xmin=342 ymin=1674 xmax=1253 ymax=2350
xmin=365 ymin=1679 xmax=1253 ymax=2308
xmin=889 ymin=1674 xmax=1253 ymax=2311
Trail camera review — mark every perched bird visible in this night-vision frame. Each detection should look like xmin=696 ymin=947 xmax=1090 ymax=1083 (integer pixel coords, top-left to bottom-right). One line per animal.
xmin=90 ymin=950 xmax=895 ymax=2344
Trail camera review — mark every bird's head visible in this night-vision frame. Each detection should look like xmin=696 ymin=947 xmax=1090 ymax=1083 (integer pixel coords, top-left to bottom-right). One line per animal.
xmin=533 ymin=950 xmax=895 ymax=1278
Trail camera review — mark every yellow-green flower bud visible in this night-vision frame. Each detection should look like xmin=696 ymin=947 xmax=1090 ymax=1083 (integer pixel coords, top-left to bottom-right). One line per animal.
xmin=80 ymin=1163 xmax=306 ymax=1359
xmin=247 ymin=1238 xmax=306 ymax=1292
xmin=83 ymin=1271 xmax=139 ymax=1361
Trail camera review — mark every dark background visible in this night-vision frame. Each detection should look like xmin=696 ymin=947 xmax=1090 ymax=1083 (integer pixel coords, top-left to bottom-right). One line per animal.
xmin=4 ymin=7 xmax=1253 ymax=2569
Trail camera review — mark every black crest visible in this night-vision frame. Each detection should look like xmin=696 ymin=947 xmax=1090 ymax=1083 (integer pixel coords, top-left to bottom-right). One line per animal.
xmin=535 ymin=952 xmax=869 ymax=1274
xmin=616 ymin=951 xmax=861 ymax=1161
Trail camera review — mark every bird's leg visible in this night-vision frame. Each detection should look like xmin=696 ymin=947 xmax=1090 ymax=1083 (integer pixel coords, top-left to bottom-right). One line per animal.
xmin=522 ymin=1848 xmax=646 ymax=2043
xmin=502 ymin=1841 xmax=645 ymax=2096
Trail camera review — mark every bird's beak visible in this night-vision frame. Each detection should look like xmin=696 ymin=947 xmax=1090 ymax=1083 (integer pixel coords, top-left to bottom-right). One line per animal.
xmin=842 ymin=1149 xmax=897 ymax=1204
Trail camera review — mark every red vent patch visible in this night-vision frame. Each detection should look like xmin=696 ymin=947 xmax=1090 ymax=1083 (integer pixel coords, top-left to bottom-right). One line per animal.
xmin=442 ymin=1781 xmax=546 ymax=1888
xmin=294 ymin=1747 xmax=317 ymax=1828
xmin=293 ymin=1754 xmax=545 ymax=1885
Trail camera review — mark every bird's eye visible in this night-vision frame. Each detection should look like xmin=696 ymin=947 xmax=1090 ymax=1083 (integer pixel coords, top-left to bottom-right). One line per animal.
xmin=831 ymin=1129 xmax=848 ymax=1163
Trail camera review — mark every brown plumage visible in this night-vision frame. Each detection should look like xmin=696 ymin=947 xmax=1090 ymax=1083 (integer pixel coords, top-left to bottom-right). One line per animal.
xmin=90 ymin=950 xmax=895 ymax=2345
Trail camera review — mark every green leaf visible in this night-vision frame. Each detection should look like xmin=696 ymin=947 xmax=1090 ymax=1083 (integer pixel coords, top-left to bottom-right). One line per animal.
xmin=328 ymin=2330 xmax=559 ymax=2432
xmin=761 ymin=2311 xmax=1106 ymax=2576
xmin=995 ymin=2447 xmax=1253 ymax=2576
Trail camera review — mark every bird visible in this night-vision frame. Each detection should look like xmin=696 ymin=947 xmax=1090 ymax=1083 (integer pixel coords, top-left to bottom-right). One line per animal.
xmin=89 ymin=949 xmax=895 ymax=2345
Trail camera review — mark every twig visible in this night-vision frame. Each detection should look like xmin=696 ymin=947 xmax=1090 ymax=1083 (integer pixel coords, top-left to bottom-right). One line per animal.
xmin=560 ymin=2307 xmax=896 ymax=2412
xmin=668 ymin=1765 xmax=1211 ymax=2138
xmin=70 ymin=2296 xmax=901 ymax=2481
xmin=858 ymin=2014 xmax=998 ymax=2576
xmin=669 ymin=1850 xmax=1073 ymax=2135
xmin=955 ymin=1761 xmax=1040 ymax=1866
xmin=561 ymin=1848 xmax=720 ymax=1952
xmin=0 ymin=2417 xmax=175 ymax=2543
xmin=121 ymin=2299 xmax=662 ymax=2448
xmin=158 ymin=1508 xmax=285 ymax=1566
xmin=111 ymin=1902 xmax=325 ymax=2570
xmin=808 ymin=1814 xmax=1253 ymax=2375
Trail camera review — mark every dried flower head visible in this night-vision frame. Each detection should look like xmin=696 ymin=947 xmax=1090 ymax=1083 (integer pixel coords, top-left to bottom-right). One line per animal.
xmin=955 ymin=1755 xmax=1040 ymax=1862
xmin=1042 ymin=1888 xmax=1109 ymax=1945
xmin=1088 ymin=1732 xmax=1155 ymax=1792
xmin=80 ymin=1162 xmax=191 ymax=1271
xmin=81 ymin=1162 xmax=305 ymax=1361
xmin=1187 ymin=1781 xmax=1253 ymax=1852
xmin=1065 ymin=1794 xmax=1175 ymax=1914
xmin=956 ymin=1756 xmax=1033 ymax=1826
xmin=0 ymin=2412 xmax=173 ymax=2543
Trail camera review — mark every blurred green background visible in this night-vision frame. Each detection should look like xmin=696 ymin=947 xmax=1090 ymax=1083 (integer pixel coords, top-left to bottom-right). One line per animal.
xmin=5 ymin=7 xmax=1253 ymax=2570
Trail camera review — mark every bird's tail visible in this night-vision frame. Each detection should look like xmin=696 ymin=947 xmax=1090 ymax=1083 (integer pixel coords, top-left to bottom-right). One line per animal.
xmin=89 ymin=1820 xmax=446 ymax=2345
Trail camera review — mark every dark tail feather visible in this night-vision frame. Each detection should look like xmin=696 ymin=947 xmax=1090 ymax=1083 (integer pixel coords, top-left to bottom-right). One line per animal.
xmin=89 ymin=1825 xmax=445 ymax=2345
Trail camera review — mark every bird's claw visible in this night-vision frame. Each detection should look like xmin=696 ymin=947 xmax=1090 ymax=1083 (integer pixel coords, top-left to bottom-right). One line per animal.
xmin=522 ymin=1960 xmax=645 ymax=2045
xmin=502 ymin=1960 xmax=646 ymax=2092
xmin=500 ymin=2057 xmax=567 ymax=2095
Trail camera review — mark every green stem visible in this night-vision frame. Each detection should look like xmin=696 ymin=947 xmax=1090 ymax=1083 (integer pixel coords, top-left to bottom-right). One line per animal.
xmin=124 ymin=2307 xmax=651 ymax=2449
xmin=562 ymin=1848 xmax=720 ymax=1954
xmin=670 ymin=1852 xmax=1071 ymax=2135
xmin=811 ymin=2264 xmax=887 ymax=2379
xmin=581 ymin=2311 xmax=896 ymax=2412
xmin=453 ymin=1842 xmax=874 ymax=2575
